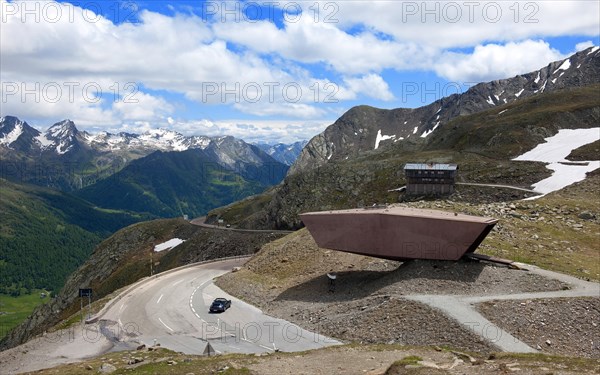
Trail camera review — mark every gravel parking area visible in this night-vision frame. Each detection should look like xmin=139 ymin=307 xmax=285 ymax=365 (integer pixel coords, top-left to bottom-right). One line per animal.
xmin=478 ymin=297 xmax=600 ymax=358
xmin=287 ymin=296 xmax=497 ymax=353
xmin=216 ymin=229 xmax=596 ymax=357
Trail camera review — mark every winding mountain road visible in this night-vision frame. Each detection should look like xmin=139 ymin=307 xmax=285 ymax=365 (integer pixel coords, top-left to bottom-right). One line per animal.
xmin=97 ymin=258 xmax=338 ymax=355
xmin=190 ymin=216 xmax=294 ymax=234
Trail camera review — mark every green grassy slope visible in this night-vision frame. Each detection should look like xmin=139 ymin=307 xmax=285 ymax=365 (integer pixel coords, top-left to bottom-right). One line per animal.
xmin=0 ymin=290 xmax=50 ymax=340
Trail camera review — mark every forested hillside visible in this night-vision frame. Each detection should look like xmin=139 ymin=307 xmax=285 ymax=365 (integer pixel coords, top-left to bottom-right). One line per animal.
xmin=0 ymin=179 xmax=152 ymax=293
xmin=77 ymin=148 xmax=286 ymax=218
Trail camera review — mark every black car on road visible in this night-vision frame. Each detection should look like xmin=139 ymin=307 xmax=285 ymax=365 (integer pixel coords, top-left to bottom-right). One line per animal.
xmin=209 ymin=298 xmax=231 ymax=313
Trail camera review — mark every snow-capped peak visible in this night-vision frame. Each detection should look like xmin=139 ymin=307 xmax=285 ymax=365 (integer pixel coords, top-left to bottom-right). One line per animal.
xmin=77 ymin=127 xmax=213 ymax=153
xmin=47 ymin=119 xmax=78 ymax=139
xmin=0 ymin=118 xmax=24 ymax=147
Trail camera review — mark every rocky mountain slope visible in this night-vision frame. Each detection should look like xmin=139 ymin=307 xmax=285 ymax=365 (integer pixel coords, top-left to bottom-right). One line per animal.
xmin=0 ymin=218 xmax=286 ymax=351
xmin=290 ymin=46 xmax=600 ymax=175
xmin=0 ymin=116 xmax=288 ymax=191
xmin=208 ymin=84 xmax=600 ymax=229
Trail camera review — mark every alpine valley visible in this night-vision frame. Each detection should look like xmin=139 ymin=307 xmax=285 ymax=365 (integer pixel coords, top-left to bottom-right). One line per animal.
xmin=1 ymin=47 xmax=599 ymax=375
xmin=0 ymin=118 xmax=298 ymax=296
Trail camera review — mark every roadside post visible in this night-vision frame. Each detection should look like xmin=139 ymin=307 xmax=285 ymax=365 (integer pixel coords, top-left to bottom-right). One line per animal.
xmin=79 ymin=288 xmax=93 ymax=321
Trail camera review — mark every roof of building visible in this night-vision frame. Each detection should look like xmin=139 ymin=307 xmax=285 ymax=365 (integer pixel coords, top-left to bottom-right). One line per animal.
xmin=404 ymin=163 xmax=458 ymax=171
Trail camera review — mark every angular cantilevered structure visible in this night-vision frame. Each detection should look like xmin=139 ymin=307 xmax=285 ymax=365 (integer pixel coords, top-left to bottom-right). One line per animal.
xmin=300 ymin=206 xmax=497 ymax=261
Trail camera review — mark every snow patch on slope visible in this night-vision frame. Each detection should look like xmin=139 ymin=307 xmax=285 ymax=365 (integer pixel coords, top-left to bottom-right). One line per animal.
xmin=154 ymin=238 xmax=185 ymax=252
xmin=515 ymin=89 xmax=524 ymax=98
xmin=553 ymin=59 xmax=571 ymax=74
xmin=35 ymin=134 xmax=54 ymax=149
xmin=514 ymin=128 xmax=600 ymax=197
xmin=420 ymin=122 xmax=441 ymax=138
xmin=0 ymin=122 xmax=23 ymax=147
xmin=374 ymin=129 xmax=395 ymax=150
xmin=56 ymin=141 xmax=72 ymax=155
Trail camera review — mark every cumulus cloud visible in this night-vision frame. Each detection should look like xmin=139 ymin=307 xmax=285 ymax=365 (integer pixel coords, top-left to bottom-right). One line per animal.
xmin=1 ymin=0 xmax=598 ymax=142
xmin=329 ymin=1 xmax=600 ymax=48
xmin=575 ymin=40 xmax=596 ymax=51
xmin=158 ymin=118 xmax=332 ymax=144
xmin=339 ymin=74 xmax=395 ymax=101
xmin=433 ymin=40 xmax=566 ymax=82
xmin=213 ymin=17 xmax=428 ymax=74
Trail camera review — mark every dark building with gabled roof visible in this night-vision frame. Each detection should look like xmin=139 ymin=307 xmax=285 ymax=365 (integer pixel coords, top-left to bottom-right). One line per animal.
xmin=404 ymin=163 xmax=458 ymax=196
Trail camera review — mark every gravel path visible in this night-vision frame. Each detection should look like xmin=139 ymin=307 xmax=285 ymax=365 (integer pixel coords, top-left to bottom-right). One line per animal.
xmin=405 ymin=294 xmax=536 ymax=353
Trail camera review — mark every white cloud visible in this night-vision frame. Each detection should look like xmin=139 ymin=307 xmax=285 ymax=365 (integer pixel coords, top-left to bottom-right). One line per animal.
xmin=330 ymin=1 xmax=600 ymax=48
xmin=112 ymin=91 xmax=174 ymax=121
xmin=340 ymin=74 xmax=395 ymax=101
xmin=157 ymin=118 xmax=332 ymax=144
xmin=0 ymin=0 xmax=333 ymax=120
xmin=575 ymin=40 xmax=595 ymax=51
xmin=0 ymin=0 xmax=598 ymax=141
xmin=433 ymin=40 xmax=566 ymax=82
xmin=213 ymin=17 xmax=428 ymax=75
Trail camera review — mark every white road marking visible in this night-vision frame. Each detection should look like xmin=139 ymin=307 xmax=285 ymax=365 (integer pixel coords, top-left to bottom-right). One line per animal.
xmin=158 ymin=317 xmax=174 ymax=332
xmin=157 ymin=294 xmax=163 ymax=304
xmin=172 ymin=279 xmax=184 ymax=286
xmin=119 ymin=303 xmax=127 ymax=313
xmin=240 ymin=337 xmax=274 ymax=351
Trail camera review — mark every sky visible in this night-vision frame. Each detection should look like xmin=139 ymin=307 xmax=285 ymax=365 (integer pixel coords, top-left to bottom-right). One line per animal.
xmin=0 ymin=0 xmax=598 ymax=144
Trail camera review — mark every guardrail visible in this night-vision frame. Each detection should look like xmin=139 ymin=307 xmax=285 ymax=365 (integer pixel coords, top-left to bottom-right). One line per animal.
xmin=85 ymin=255 xmax=251 ymax=324
xmin=192 ymin=219 xmax=295 ymax=235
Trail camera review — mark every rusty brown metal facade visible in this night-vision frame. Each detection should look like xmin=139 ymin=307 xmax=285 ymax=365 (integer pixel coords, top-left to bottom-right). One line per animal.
xmin=300 ymin=206 xmax=497 ymax=261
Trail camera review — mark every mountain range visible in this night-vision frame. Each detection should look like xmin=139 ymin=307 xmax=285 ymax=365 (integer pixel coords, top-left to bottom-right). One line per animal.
xmin=0 ymin=117 xmax=301 ymax=191
xmin=290 ymin=46 xmax=600 ymax=175
xmin=75 ymin=146 xmax=287 ymax=218
xmin=208 ymin=47 xmax=600 ymax=229
xmin=0 ymin=46 xmax=599 ymax=357
xmin=0 ymin=118 xmax=298 ymax=292
xmin=255 ymin=140 xmax=308 ymax=166
xmin=1 ymin=47 xmax=598 ymax=293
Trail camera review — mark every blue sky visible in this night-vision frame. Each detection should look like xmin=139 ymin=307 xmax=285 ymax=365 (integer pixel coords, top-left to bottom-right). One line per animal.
xmin=1 ymin=0 xmax=598 ymax=143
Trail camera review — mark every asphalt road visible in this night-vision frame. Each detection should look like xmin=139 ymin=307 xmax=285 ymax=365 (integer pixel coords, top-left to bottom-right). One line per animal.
xmin=100 ymin=258 xmax=338 ymax=355
xmin=190 ymin=217 xmax=294 ymax=234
